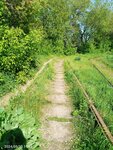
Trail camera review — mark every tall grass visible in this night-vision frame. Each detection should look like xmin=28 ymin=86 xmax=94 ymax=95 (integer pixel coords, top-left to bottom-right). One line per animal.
xmin=11 ymin=63 xmax=54 ymax=121
xmin=0 ymin=63 xmax=54 ymax=150
xmin=64 ymin=60 xmax=113 ymax=149
xmin=66 ymin=56 xmax=113 ymax=133
xmin=0 ymin=55 xmax=52 ymax=98
xmin=101 ymin=54 xmax=113 ymax=69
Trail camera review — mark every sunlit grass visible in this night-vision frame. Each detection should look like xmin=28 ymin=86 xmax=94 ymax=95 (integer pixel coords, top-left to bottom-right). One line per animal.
xmin=0 ymin=55 xmax=52 ymax=98
xmin=11 ymin=63 xmax=54 ymax=122
xmin=64 ymin=57 xmax=113 ymax=149
xmin=66 ymin=55 xmax=113 ymax=132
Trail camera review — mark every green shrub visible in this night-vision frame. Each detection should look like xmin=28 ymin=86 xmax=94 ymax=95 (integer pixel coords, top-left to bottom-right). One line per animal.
xmin=64 ymin=47 xmax=76 ymax=55
xmin=0 ymin=107 xmax=40 ymax=150
xmin=53 ymin=40 xmax=64 ymax=54
xmin=99 ymin=40 xmax=111 ymax=52
xmin=16 ymin=71 xmax=27 ymax=84
xmin=39 ymin=40 xmax=53 ymax=54
xmin=0 ymin=27 xmax=27 ymax=74
xmin=0 ymin=27 xmax=43 ymax=82
xmin=25 ymin=28 xmax=44 ymax=54
xmin=0 ymin=72 xmax=5 ymax=85
xmin=88 ymin=41 xmax=96 ymax=53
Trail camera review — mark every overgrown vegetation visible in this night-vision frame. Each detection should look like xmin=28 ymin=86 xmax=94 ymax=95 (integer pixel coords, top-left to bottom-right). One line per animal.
xmin=66 ymin=55 xmax=113 ymax=132
xmin=12 ymin=63 xmax=54 ymax=121
xmin=0 ymin=63 xmax=54 ymax=149
xmin=1 ymin=0 xmax=113 ymax=149
xmin=0 ymin=55 xmax=50 ymax=97
xmin=0 ymin=0 xmax=113 ymax=95
xmin=64 ymin=60 xmax=113 ymax=149
xmin=0 ymin=107 xmax=40 ymax=150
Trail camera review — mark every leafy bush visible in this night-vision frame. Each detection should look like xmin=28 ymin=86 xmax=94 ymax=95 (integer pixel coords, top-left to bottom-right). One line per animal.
xmin=88 ymin=41 xmax=96 ymax=53
xmin=39 ymin=40 xmax=53 ymax=54
xmin=25 ymin=29 xmax=44 ymax=54
xmin=88 ymin=39 xmax=111 ymax=53
xmin=0 ymin=72 xmax=5 ymax=85
xmin=64 ymin=47 xmax=76 ymax=55
xmin=0 ymin=1 xmax=5 ymax=25
xmin=53 ymin=40 xmax=64 ymax=54
xmin=0 ymin=27 xmax=27 ymax=74
xmin=16 ymin=71 xmax=28 ymax=84
xmin=0 ymin=107 xmax=40 ymax=150
xmin=0 ymin=27 xmax=44 ymax=83
xmin=99 ymin=40 xmax=111 ymax=52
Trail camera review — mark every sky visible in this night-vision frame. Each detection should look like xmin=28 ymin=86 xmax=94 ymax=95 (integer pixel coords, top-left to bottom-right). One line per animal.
xmin=90 ymin=0 xmax=113 ymax=10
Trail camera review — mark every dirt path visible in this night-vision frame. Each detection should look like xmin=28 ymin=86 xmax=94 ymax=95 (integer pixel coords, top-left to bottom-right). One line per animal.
xmin=40 ymin=60 xmax=74 ymax=150
xmin=0 ymin=59 xmax=52 ymax=107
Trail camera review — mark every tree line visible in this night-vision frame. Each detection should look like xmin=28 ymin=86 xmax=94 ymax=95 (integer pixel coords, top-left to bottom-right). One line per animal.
xmin=0 ymin=0 xmax=113 ymax=80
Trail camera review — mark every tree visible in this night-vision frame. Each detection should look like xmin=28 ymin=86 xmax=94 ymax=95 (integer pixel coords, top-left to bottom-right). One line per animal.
xmin=68 ymin=0 xmax=90 ymax=53
xmin=39 ymin=0 xmax=77 ymax=54
xmin=4 ymin=0 xmax=33 ymax=33
xmin=72 ymin=0 xmax=113 ymax=53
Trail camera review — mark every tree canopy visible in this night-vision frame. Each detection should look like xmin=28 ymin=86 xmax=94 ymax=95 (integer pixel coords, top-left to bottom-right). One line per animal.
xmin=0 ymin=0 xmax=113 ymax=79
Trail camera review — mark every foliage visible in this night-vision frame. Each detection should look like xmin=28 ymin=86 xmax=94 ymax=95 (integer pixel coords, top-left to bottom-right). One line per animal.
xmin=0 ymin=72 xmax=5 ymax=85
xmin=0 ymin=26 xmax=45 ymax=83
xmin=0 ymin=62 xmax=54 ymax=150
xmin=0 ymin=0 xmax=45 ymax=85
xmin=0 ymin=0 xmax=113 ymax=148
xmin=0 ymin=107 xmax=40 ymax=150
xmin=39 ymin=0 xmax=77 ymax=54
xmin=25 ymin=28 xmax=44 ymax=54
xmin=64 ymin=59 xmax=113 ymax=149
xmin=0 ymin=0 xmax=113 ymax=58
xmin=64 ymin=47 xmax=76 ymax=55
xmin=0 ymin=27 xmax=27 ymax=74
xmin=78 ymin=1 xmax=113 ymax=53
xmin=0 ymin=72 xmax=18 ymax=97
xmin=4 ymin=0 xmax=33 ymax=33
xmin=66 ymin=55 xmax=113 ymax=132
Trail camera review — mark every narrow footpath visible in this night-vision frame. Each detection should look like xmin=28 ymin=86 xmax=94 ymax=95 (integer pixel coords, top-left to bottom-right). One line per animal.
xmin=40 ymin=60 xmax=74 ymax=150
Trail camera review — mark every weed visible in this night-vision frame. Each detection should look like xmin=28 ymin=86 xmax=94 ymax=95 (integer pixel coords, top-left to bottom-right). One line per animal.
xmin=64 ymin=58 xmax=113 ymax=149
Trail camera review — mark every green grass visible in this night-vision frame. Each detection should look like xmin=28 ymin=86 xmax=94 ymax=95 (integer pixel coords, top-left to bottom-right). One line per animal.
xmin=100 ymin=54 xmax=113 ymax=69
xmin=64 ymin=55 xmax=113 ymax=149
xmin=0 ymin=73 xmax=17 ymax=97
xmin=0 ymin=55 xmax=52 ymax=98
xmin=47 ymin=117 xmax=72 ymax=122
xmin=66 ymin=55 xmax=113 ymax=132
xmin=0 ymin=61 xmax=54 ymax=150
xmin=11 ymin=63 xmax=54 ymax=122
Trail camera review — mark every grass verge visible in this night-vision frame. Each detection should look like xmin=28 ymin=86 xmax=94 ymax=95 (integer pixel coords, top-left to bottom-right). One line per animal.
xmin=64 ymin=59 xmax=113 ymax=149
xmin=0 ymin=55 xmax=52 ymax=98
xmin=0 ymin=62 xmax=54 ymax=150
xmin=66 ymin=55 xmax=113 ymax=133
